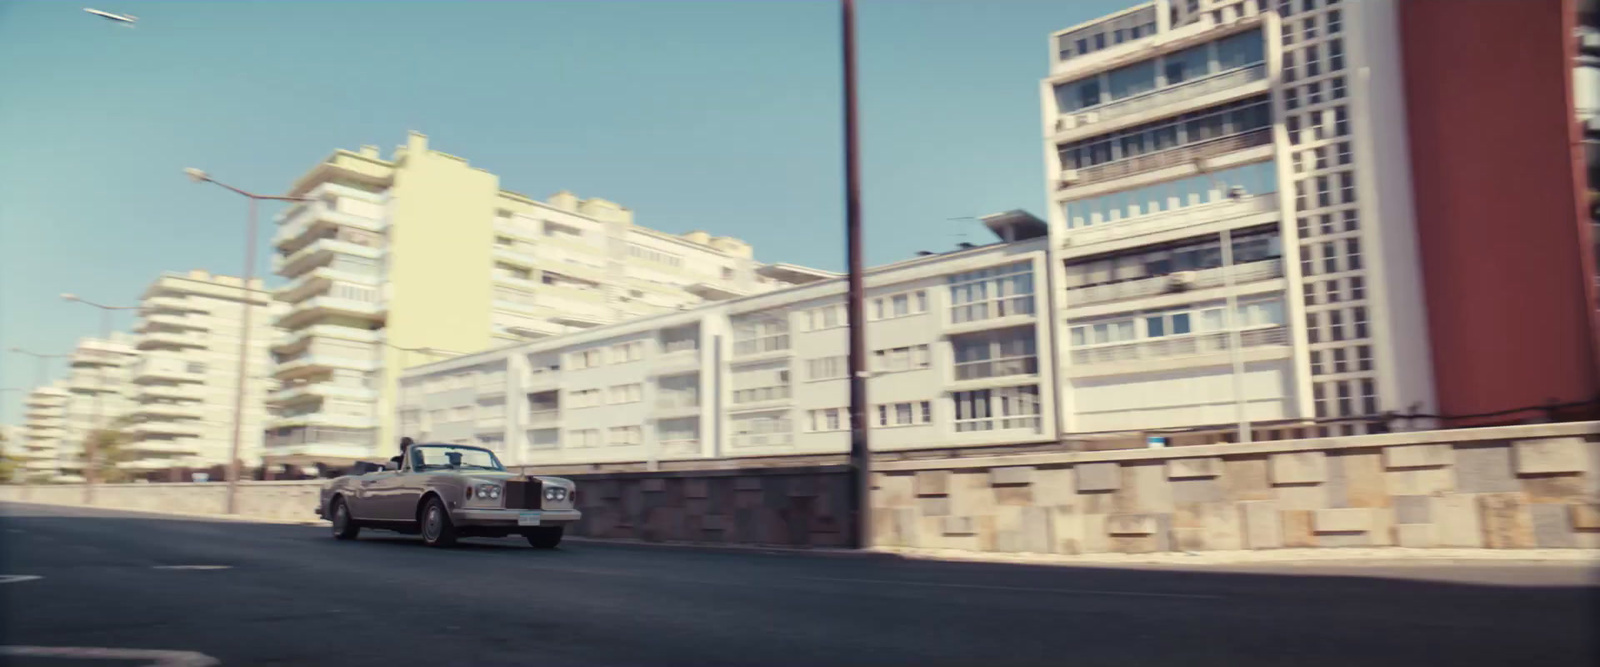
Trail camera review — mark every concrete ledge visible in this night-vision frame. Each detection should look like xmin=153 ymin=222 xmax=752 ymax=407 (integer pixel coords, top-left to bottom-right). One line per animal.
xmin=1383 ymin=444 xmax=1453 ymax=469
xmin=1513 ymin=437 xmax=1590 ymax=475
xmin=1167 ymin=457 xmax=1222 ymax=479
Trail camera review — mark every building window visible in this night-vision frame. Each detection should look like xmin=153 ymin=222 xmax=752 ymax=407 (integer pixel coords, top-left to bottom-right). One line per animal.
xmin=1319 ymin=214 xmax=1335 ymax=235
xmin=607 ymin=383 xmax=642 ymax=404
xmin=1283 ymin=51 xmax=1296 ymax=83
xmin=732 ymin=366 xmax=791 ymax=404
xmin=807 ymin=408 xmax=847 ymax=432
xmin=1329 ymin=38 xmax=1344 ymax=71
xmin=953 ymin=385 xmax=1040 ymax=433
xmin=1324 ymin=279 xmax=1341 ymax=303
xmin=1306 ymin=312 xmax=1320 ymax=343
xmin=1322 ymin=241 xmax=1337 ymax=273
xmin=1329 ymin=309 xmax=1345 ymax=341
xmin=570 ymin=429 xmax=601 ymax=448
xmin=1357 ymin=345 xmax=1372 ymax=371
xmin=569 ymin=388 xmax=603 ymax=409
xmin=871 ymin=290 xmax=928 ymax=321
xmin=1316 ymin=176 xmax=1331 ymax=208
xmin=1303 ymin=14 xmax=1318 ymax=40
xmin=733 ymin=316 xmax=791 ymax=356
xmin=1336 ymin=380 xmax=1352 ymax=417
xmin=1331 ymin=76 xmax=1346 ymax=100
xmin=606 ymin=426 xmax=642 ymax=446
xmin=1300 ymin=243 xmax=1314 ymax=277
xmin=1285 ymin=88 xmax=1299 ymax=111
xmin=1297 ymin=216 xmax=1311 ymax=238
xmin=1306 ymin=81 xmax=1323 ymax=106
xmin=876 ymin=401 xmax=932 ymax=428
xmin=1310 ymin=350 xmax=1323 ymax=375
xmin=1342 ymin=208 xmax=1358 ymax=232
xmin=873 ymin=344 xmax=932 ymax=373
xmin=569 ymin=349 xmax=604 ymax=370
xmin=1304 ymin=286 xmax=1317 ymax=308
xmin=1314 ymin=147 xmax=1328 ymax=171
xmin=1361 ymin=378 xmax=1377 ymax=414
xmin=1332 ymin=348 xmax=1348 ymax=373
xmin=1055 ymin=96 xmax=1269 ymax=172
xmin=610 ymin=341 xmax=645 ymax=364
xmin=1328 ymin=9 xmax=1342 ymax=33
xmin=806 ymin=355 xmax=849 ymax=381
xmin=1349 ymin=276 xmax=1365 ymax=300
xmin=1287 ymin=115 xmax=1301 ymax=145
xmin=1345 ymin=238 xmax=1362 ymax=270
xmin=948 ymin=262 xmax=1034 ymax=324
xmin=1305 ymin=44 xmax=1321 ymax=77
xmin=801 ymin=303 xmax=845 ymax=331
xmin=186 ymin=362 xmax=205 ymax=374
xmin=1334 ymin=107 xmax=1349 ymax=136
xmin=1313 ymin=383 xmax=1327 ymax=418
xmin=952 ymin=328 xmax=1038 ymax=381
xmin=1336 ymin=141 xmax=1352 ymax=166
xmin=1352 ymin=306 xmax=1369 ymax=338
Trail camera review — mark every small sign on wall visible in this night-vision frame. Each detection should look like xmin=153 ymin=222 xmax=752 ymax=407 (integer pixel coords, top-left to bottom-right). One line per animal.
xmin=1146 ymin=436 xmax=1167 ymax=449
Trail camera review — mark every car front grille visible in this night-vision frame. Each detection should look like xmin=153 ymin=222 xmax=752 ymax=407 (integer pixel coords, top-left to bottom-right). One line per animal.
xmin=502 ymin=478 xmax=544 ymax=510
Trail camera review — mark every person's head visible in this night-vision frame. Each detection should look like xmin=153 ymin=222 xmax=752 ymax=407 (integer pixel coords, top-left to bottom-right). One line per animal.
xmin=400 ymin=437 xmax=414 ymax=449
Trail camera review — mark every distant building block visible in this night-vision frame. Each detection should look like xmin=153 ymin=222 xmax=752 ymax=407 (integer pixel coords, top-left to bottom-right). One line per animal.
xmin=915 ymin=470 xmax=950 ymax=497
xmin=1513 ymin=437 xmax=1589 ymax=475
xmin=989 ymin=466 xmax=1034 ymax=486
xmin=1383 ymin=443 xmax=1453 ymax=469
xmin=1076 ymin=462 xmax=1121 ymax=492
xmin=1313 ymin=507 xmax=1373 ymax=533
xmin=1167 ymin=457 xmax=1222 ymax=479
xmin=1270 ymin=451 xmax=1327 ymax=485
xmin=1106 ymin=513 xmax=1157 ymax=535
xmin=1241 ymin=500 xmax=1283 ymax=549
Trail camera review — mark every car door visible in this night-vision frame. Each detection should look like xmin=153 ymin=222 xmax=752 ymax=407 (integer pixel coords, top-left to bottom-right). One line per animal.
xmin=347 ymin=470 xmax=397 ymax=520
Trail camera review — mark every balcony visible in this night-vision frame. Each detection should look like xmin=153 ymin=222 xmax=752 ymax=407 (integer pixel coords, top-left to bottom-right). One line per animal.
xmin=273 ymin=353 xmax=380 ymax=380
xmin=1069 ymin=325 xmax=1289 ymax=366
xmin=271 ymin=326 xmax=381 ymax=356
xmin=137 ymin=331 xmax=207 ymax=351
xmin=1065 ymin=194 xmax=1278 ymax=249
xmin=138 ymin=384 xmax=206 ymax=402
xmin=524 ymin=372 xmax=559 ymax=391
xmin=1061 ymin=128 xmax=1273 ymax=191
xmin=274 ymin=202 xmax=383 ymax=251
xmin=478 ymin=378 xmax=507 ymax=395
xmin=126 ymin=421 xmax=204 ymax=439
xmin=138 ymin=313 xmax=207 ymax=333
xmin=953 ymin=355 xmax=1040 ymax=382
xmin=131 ymin=362 xmax=205 ymax=385
xmin=659 ymin=438 xmax=701 ymax=458
xmin=730 ymin=433 xmax=793 ymax=449
xmin=70 ymin=348 xmax=126 ymax=368
xmin=273 ymin=238 xmax=382 ymax=278
xmin=130 ymin=403 xmax=205 ymax=420
xmin=269 ymin=383 xmax=377 ymax=405
xmin=123 ymin=439 xmax=202 ymax=457
xmin=1066 ymin=258 xmax=1284 ymax=307
xmin=527 ymin=410 xmax=561 ymax=427
xmin=649 ymin=348 xmax=702 ymax=376
xmin=1055 ymin=64 xmax=1268 ymax=138
xmin=277 ymin=267 xmax=382 ymax=304
xmin=654 ymin=397 xmax=701 ymax=418
xmin=143 ymin=295 xmax=204 ymax=314
xmin=475 ymin=416 xmax=506 ymax=433
xmin=273 ymin=296 xmax=386 ymax=330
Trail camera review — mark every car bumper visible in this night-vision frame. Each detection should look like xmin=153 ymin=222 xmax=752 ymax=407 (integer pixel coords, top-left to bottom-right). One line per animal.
xmin=452 ymin=508 xmax=582 ymax=525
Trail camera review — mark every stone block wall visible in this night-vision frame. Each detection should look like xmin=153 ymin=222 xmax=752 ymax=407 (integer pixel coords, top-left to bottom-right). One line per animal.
xmin=872 ymin=423 xmax=1600 ymax=553
xmin=562 ymin=466 xmax=854 ymax=547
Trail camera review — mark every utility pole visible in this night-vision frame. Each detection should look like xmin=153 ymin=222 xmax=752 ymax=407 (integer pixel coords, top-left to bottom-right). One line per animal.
xmin=842 ymin=0 xmax=872 ymax=549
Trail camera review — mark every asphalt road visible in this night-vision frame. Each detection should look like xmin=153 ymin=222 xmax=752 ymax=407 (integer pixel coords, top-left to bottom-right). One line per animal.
xmin=1 ymin=502 xmax=1596 ymax=667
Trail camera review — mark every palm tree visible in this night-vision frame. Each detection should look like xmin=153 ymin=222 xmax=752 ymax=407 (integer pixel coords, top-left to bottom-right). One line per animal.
xmin=85 ymin=416 xmax=139 ymax=484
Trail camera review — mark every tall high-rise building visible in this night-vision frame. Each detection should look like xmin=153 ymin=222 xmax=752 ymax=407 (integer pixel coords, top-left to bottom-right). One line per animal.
xmin=266 ymin=132 xmax=832 ymax=473
xmin=123 ymin=270 xmax=280 ymax=475
xmin=21 ymin=385 xmax=71 ymax=481
xmin=62 ymin=333 xmax=136 ymax=476
xmin=1041 ymin=0 xmax=1597 ymax=439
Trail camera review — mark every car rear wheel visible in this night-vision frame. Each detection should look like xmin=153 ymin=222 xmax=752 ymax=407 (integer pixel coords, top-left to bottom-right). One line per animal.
xmin=330 ymin=497 xmax=360 ymax=540
xmin=420 ymin=497 xmax=458 ymax=548
xmin=524 ymin=526 xmax=563 ymax=549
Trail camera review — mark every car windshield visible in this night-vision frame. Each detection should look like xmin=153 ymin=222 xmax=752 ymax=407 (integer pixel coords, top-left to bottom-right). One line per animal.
xmin=409 ymin=445 xmax=504 ymax=472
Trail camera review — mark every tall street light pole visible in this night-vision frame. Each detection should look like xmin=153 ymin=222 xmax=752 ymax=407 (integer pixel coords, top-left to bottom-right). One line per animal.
xmin=184 ymin=168 xmax=311 ymax=514
xmin=60 ymin=294 xmax=139 ymax=501
xmin=842 ymin=0 xmax=872 ymax=549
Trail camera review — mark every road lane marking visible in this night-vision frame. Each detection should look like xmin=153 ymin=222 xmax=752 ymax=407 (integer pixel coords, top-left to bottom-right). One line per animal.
xmin=797 ymin=576 xmax=1224 ymax=600
xmin=0 ymin=575 xmax=42 ymax=584
xmin=153 ymin=565 xmax=232 ymax=570
xmin=0 ymin=646 xmax=219 ymax=666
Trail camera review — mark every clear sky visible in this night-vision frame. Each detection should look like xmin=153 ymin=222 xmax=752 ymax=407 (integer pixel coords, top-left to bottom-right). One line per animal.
xmin=0 ymin=0 xmax=1126 ymax=425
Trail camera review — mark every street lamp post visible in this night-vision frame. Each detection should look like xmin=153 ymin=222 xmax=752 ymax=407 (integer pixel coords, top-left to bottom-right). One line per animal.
xmin=842 ymin=0 xmax=872 ymax=549
xmin=61 ymin=294 xmax=139 ymax=500
xmin=184 ymin=168 xmax=311 ymax=514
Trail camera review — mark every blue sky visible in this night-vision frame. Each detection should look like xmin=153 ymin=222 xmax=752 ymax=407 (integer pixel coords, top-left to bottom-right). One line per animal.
xmin=0 ymin=0 xmax=1125 ymax=424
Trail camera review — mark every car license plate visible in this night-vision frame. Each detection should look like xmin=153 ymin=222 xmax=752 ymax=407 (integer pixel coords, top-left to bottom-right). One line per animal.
xmin=517 ymin=513 xmax=542 ymax=526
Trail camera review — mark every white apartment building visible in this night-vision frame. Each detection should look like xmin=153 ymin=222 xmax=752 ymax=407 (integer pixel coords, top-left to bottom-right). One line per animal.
xmin=21 ymin=385 xmax=72 ymax=481
xmin=398 ymin=214 xmax=1056 ymax=467
xmin=61 ymin=333 xmax=137 ymax=475
xmin=126 ymin=270 xmax=280 ymax=474
xmin=266 ymin=132 xmax=832 ymax=472
xmin=1041 ymin=0 xmax=1433 ymax=440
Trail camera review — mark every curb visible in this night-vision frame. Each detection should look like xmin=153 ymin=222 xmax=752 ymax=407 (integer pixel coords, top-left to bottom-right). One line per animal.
xmin=563 ymin=536 xmax=902 ymax=560
xmin=1 ymin=500 xmax=322 ymax=527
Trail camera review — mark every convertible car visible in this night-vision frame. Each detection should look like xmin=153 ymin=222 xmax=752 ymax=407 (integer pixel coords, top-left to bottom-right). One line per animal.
xmin=315 ymin=443 xmax=581 ymax=548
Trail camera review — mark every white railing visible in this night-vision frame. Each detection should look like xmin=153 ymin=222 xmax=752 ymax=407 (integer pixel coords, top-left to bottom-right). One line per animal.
xmin=658 ymin=439 xmax=701 ymax=456
xmin=1067 ymin=258 xmax=1283 ymax=306
xmin=953 ymin=355 xmax=1040 ymax=381
xmin=527 ymin=410 xmax=561 ymax=426
xmin=656 ymin=395 xmax=701 ymax=410
xmin=1067 ymin=195 xmax=1277 ymax=247
xmin=1070 ymin=325 xmax=1288 ymax=366
xmin=731 ymin=433 xmax=793 ymax=448
xmin=1062 ymin=64 xmax=1267 ymax=130
xmin=477 ymin=416 xmax=506 ymax=431
xmin=1068 ymin=128 xmax=1273 ymax=188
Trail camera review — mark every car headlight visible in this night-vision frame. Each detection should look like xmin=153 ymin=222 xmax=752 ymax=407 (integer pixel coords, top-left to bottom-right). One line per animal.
xmin=544 ymin=487 xmax=567 ymax=501
xmin=475 ymin=484 xmax=501 ymax=500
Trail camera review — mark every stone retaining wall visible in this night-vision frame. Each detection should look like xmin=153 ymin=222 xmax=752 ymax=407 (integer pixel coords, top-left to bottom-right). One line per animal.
xmin=6 ymin=422 xmax=1597 ymax=553
xmin=871 ymin=422 xmax=1600 ymax=552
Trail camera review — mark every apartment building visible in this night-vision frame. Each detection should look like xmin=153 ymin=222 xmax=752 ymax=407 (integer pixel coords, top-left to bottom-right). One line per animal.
xmin=1039 ymin=0 xmax=1440 ymax=440
xmin=266 ymin=132 xmax=832 ymax=472
xmin=396 ymin=214 xmax=1054 ymax=466
xmin=61 ymin=333 xmax=137 ymax=476
xmin=21 ymin=385 xmax=71 ymax=481
xmin=121 ymin=270 xmax=280 ymax=476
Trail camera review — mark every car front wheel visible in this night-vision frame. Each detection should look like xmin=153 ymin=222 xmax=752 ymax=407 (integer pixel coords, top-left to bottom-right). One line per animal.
xmin=330 ymin=498 xmax=360 ymax=541
xmin=524 ymin=526 xmax=563 ymax=549
xmin=420 ymin=497 xmax=458 ymax=548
